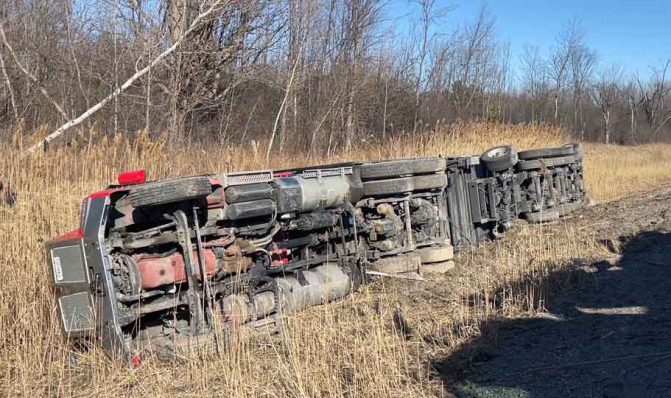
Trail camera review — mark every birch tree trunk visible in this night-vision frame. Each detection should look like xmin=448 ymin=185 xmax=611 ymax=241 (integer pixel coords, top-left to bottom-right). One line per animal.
xmin=26 ymin=0 xmax=224 ymax=153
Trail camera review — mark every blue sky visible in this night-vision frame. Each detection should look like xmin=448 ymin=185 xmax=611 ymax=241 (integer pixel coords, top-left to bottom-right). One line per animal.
xmin=388 ymin=0 xmax=671 ymax=79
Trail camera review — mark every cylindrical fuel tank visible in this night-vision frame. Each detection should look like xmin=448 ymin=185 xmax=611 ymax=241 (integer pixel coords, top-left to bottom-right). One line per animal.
xmin=273 ymin=176 xmax=351 ymax=213
xmin=273 ymin=163 xmax=364 ymax=203
xmin=225 ymin=199 xmax=275 ymax=220
xmin=225 ymin=183 xmax=273 ymax=204
xmin=274 ymin=263 xmax=351 ymax=312
xmin=218 ymin=263 xmax=351 ymax=324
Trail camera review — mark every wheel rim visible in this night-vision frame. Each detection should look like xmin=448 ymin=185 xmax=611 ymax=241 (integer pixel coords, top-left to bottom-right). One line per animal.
xmin=487 ymin=147 xmax=509 ymax=159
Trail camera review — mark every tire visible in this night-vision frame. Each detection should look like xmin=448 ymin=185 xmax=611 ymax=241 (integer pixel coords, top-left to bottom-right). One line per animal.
xmin=360 ymin=158 xmax=446 ymax=180
xmin=523 ymin=210 xmax=560 ymax=223
xmin=126 ymin=176 xmax=212 ymax=207
xmin=417 ymin=245 xmax=454 ymax=264
xmin=518 ymin=145 xmax=577 ymax=160
xmin=421 ymin=260 xmax=455 ymax=274
xmin=480 ymin=145 xmax=519 ymax=172
xmin=557 ymin=200 xmax=584 ymax=217
xmin=362 ymin=173 xmax=447 ymax=196
xmin=516 ymin=155 xmax=579 ymax=171
xmin=564 ymin=142 xmax=584 ymax=160
xmin=370 ymin=253 xmax=421 ymax=274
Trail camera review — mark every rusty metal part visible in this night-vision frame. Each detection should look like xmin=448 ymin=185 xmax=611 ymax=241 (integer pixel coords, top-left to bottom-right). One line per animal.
xmin=219 ymin=255 xmax=252 ymax=274
xmin=133 ymin=250 xmax=218 ymax=289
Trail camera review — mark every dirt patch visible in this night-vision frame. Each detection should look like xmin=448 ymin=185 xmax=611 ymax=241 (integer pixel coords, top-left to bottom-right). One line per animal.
xmin=429 ymin=185 xmax=671 ymax=397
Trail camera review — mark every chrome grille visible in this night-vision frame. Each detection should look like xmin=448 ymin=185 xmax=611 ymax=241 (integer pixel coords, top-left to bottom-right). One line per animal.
xmin=222 ymin=170 xmax=273 ymax=186
xmin=59 ymin=292 xmax=94 ymax=333
xmin=51 ymin=245 xmax=86 ymax=284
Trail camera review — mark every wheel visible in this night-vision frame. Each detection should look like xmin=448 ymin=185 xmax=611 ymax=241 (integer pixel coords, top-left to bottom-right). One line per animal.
xmin=557 ymin=200 xmax=584 ymax=217
xmin=523 ymin=210 xmax=560 ymax=223
xmin=369 ymin=253 xmax=421 ymax=274
xmin=516 ymin=155 xmax=579 ymax=171
xmin=362 ymin=173 xmax=447 ymax=196
xmin=480 ymin=145 xmax=519 ymax=172
xmin=126 ymin=176 xmax=212 ymax=207
xmin=360 ymin=158 xmax=446 ymax=180
xmin=518 ymin=144 xmax=577 ymax=160
xmin=421 ymin=260 xmax=455 ymax=274
xmin=417 ymin=245 xmax=454 ymax=264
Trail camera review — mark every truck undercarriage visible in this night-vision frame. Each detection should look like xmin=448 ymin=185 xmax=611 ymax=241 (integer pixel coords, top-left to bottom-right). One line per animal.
xmin=47 ymin=143 xmax=587 ymax=363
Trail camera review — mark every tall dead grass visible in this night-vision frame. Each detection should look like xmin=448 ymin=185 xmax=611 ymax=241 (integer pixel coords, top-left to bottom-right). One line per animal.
xmin=0 ymin=122 xmax=670 ymax=397
xmin=583 ymin=143 xmax=671 ymax=201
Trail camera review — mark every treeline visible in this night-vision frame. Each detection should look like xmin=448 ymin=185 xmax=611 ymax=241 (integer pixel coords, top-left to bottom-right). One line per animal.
xmin=0 ymin=0 xmax=669 ymax=154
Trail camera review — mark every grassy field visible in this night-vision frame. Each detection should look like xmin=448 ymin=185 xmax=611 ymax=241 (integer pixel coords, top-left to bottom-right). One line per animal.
xmin=1 ymin=123 xmax=670 ymax=397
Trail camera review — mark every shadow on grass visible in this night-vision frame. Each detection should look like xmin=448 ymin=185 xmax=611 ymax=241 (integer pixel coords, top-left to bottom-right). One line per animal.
xmin=431 ymin=230 xmax=671 ymax=398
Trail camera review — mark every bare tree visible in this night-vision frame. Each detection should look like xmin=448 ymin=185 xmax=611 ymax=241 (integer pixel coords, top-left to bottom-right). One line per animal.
xmin=267 ymin=44 xmax=302 ymax=160
xmin=0 ymin=25 xmax=69 ymax=121
xmin=569 ymin=36 xmax=597 ymax=138
xmin=451 ymin=5 xmax=498 ymax=120
xmin=0 ymin=1 xmax=669 ymax=151
xmin=520 ymin=44 xmax=548 ymax=122
xmin=639 ymin=60 xmax=671 ymax=141
xmin=592 ymin=66 xmax=622 ymax=144
xmin=619 ymin=77 xmax=643 ymax=144
xmin=343 ymin=0 xmax=382 ymax=150
xmin=410 ymin=0 xmax=450 ymax=133
xmin=28 ymin=0 xmax=228 ymax=152
xmin=0 ymin=48 xmax=16 ymax=120
xmin=548 ymin=21 xmax=582 ymax=125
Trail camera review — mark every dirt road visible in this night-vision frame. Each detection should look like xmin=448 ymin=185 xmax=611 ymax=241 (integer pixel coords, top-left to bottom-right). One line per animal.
xmin=431 ymin=186 xmax=671 ymax=397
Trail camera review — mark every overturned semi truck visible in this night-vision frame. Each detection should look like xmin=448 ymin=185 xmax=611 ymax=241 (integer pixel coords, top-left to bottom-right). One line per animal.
xmin=47 ymin=143 xmax=586 ymax=363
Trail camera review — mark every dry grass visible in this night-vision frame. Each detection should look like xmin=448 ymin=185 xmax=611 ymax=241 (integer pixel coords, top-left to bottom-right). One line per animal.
xmin=583 ymin=143 xmax=671 ymax=202
xmin=0 ymin=122 xmax=670 ymax=397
